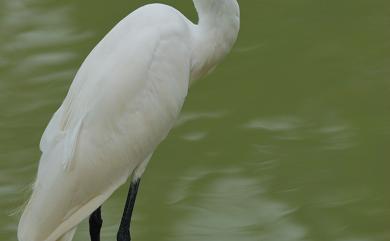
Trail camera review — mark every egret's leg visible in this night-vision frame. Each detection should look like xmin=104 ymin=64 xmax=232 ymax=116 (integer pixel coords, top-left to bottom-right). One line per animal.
xmin=117 ymin=178 xmax=141 ymax=241
xmin=89 ymin=206 xmax=103 ymax=241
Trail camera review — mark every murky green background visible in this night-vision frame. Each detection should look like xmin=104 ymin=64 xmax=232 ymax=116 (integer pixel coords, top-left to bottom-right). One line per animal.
xmin=1 ymin=0 xmax=389 ymax=240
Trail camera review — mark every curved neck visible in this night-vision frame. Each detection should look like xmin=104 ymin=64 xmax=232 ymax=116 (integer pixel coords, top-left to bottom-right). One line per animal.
xmin=190 ymin=0 xmax=240 ymax=81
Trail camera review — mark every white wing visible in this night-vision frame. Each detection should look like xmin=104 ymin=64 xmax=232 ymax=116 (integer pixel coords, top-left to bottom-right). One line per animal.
xmin=18 ymin=4 xmax=192 ymax=241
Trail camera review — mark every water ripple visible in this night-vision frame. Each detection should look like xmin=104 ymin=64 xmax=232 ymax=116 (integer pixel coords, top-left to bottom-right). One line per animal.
xmin=169 ymin=168 xmax=308 ymax=241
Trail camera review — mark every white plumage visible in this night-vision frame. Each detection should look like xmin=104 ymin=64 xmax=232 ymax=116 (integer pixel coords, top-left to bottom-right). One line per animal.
xmin=18 ymin=1 xmax=240 ymax=241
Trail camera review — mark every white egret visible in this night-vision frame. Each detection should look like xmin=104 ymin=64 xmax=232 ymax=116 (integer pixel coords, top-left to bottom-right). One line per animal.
xmin=17 ymin=1 xmax=240 ymax=241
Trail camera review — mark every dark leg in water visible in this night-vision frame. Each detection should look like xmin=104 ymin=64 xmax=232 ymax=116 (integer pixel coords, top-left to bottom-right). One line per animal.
xmin=89 ymin=206 xmax=103 ymax=241
xmin=117 ymin=178 xmax=141 ymax=241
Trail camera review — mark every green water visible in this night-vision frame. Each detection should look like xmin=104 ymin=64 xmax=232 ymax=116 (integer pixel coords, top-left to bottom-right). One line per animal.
xmin=1 ymin=0 xmax=389 ymax=240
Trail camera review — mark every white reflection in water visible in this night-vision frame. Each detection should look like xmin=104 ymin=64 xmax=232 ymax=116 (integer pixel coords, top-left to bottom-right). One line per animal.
xmin=312 ymin=189 xmax=368 ymax=209
xmin=26 ymin=69 xmax=76 ymax=85
xmin=181 ymin=131 xmax=208 ymax=141
xmin=233 ymin=43 xmax=264 ymax=53
xmin=316 ymin=124 xmax=356 ymax=150
xmin=244 ymin=115 xmax=357 ymax=151
xmin=175 ymin=111 xmax=228 ymax=127
xmin=5 ymin=29 xmax=91 ymax=51
xmin=0 ymin=0 xmax=92 ymax=88
xmin=243 ymin=116 xmax=303 ymax=131
xmin=169 ymin=168 xmax=308 ymax=241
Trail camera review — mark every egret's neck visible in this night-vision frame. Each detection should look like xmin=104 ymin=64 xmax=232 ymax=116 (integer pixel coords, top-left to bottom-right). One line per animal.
xmin=190 ymin=0 xmax=240 ymax=81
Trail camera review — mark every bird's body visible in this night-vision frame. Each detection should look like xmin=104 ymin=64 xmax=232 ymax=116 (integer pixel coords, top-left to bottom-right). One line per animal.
xmin=18 ymin=1 xmax=239 ymax=241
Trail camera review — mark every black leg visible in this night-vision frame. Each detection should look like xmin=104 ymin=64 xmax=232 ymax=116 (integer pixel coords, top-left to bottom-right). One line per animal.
xmin=117 ymin=178 xmax=141 ymax=241
xmin=89 ymin=206 xmax=103 ymax=241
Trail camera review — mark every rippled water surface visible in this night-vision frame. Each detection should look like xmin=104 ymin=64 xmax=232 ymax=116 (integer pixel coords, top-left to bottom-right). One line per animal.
xmin=1 ymin=0 xmax=389 ymax=240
